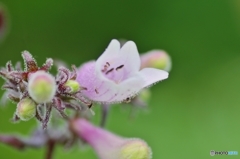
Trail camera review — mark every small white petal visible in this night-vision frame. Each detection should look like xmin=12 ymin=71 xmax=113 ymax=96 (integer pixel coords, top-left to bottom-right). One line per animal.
xmin=119 ymin=41 xmax=141 ymax=75
xmin=96 ymin=39 xmax=120 ymax=68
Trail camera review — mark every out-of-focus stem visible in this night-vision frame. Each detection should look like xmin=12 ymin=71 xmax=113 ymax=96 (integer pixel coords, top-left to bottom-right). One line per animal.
xmin=45 ymin=140 xmax=55 ymax=159
xmin=100 ymin=103 xmax=110 ymax=127
xmin=0 ymin=135 xmax=25 ymax=149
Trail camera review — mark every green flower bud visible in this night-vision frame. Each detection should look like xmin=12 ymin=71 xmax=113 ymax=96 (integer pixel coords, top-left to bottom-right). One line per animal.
xmin=120 ymin=139 xmax=152 ymax=159
xmin=16 ymin=98 xmax=36 ymax=121
xmin=64 ymin=80 xmax=80 ymax=93
xmin=28 ymin=71 xmax=56 ymax=103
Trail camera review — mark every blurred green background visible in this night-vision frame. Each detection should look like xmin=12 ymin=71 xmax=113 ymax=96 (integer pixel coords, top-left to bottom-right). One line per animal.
xmin=0 ymin=0 xmax=240 ymax=158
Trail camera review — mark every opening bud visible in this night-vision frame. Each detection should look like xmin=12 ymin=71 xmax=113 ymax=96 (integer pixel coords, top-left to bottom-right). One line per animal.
xmin=28 ymin=71 xmax=56 ymax=103
xmin=16 ymin=97 xmax=36 ymax=121
xmin=64 ymin=80 xmax=80 ymax=93
xmin=141 ymin=50 xmax=172 ymax=72
xmin=71 ymin=119 xmax=152 ymax=159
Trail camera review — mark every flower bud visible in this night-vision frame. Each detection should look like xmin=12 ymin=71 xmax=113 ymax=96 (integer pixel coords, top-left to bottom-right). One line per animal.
xmin=71 ymin=119 xmax=152 ymax=159
xmin=139 ymin=89 xmax=151 ymax=103
xmin=28 ymin=71 xmax=56 ymax=103
xmin=64 ymin=80 xmax=80 ymax=93
xmin=120 ymin=139 xmax=152 ymax=159
xmin=16 ymin=97 xmax=36 ymax=121
xmin=141 ymin=50 xmax=172 ymax=72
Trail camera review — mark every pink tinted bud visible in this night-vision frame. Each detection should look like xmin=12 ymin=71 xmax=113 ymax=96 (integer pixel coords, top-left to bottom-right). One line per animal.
xmin=141 ymin=50 xmax=172 ymax=72
xmin=28 ymin=71 xmax=56 ymax=103
xmin=71 ymin=119 xmax=152 ymax=159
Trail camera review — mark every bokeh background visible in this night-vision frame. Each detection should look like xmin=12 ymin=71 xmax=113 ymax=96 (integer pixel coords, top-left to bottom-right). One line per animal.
xmin=0 ymin=0 xmax=240 ymax=158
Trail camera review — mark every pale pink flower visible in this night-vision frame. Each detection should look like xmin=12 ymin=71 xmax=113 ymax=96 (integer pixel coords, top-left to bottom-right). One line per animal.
xmin=77 ymin=40 xmax=168 ymax=103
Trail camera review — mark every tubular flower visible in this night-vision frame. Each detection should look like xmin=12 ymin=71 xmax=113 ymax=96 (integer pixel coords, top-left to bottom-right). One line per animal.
xmin=77 ymin=40 xmax=168 ymax=103
xmin=71 ymin=118 xmax=152 ymax=159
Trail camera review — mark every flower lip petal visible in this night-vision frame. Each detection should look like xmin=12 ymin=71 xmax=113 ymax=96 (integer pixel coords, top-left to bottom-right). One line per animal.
xmin=137 ymin=68 xmax=169 ymax=88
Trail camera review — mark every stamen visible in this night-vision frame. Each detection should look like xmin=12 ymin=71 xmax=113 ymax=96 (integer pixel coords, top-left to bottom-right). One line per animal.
xmin=116 ymin=65 xmax=124 ymax=71
xmin=102 ymin=62 xmax=110 ymax=72
xmin=95 ymin=88 xmax=99 ymax=94
xmin=105 ymin=68 xmax=114 ymax=75
xmin=81 ymin=86 xmax=88 ymax=90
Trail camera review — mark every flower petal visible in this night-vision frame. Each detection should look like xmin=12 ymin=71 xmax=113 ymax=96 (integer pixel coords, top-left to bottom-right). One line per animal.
xmin=71 ymin=118 xmax=152 ymax=159
xmin=137 ymin=68 xmax=168 ymax=88
xmin=119 ymin=41 xmax=141 ymax=74
xmin=96 ymin=39 xmax=120 ymax=70
xmin=99 ymin=74 xmax=149 ymax=103
xmin=95 ymin=40 xmax=141 ymax=82
xmin=77 ymin=61 xmax=144 ymax=103
xmin=77 ymin=61 xmax=117 ymax=103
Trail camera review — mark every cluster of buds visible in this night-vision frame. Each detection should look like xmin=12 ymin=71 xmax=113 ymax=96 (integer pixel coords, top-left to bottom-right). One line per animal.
xmin=0 ymin=51 xmax=92 ymax=129
xmin=0 ymin=39 xmax=172 ymax=159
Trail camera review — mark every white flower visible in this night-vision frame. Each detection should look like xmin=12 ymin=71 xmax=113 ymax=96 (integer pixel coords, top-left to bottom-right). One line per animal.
xmin=77 ymin=39 xmax=168 ymax=103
